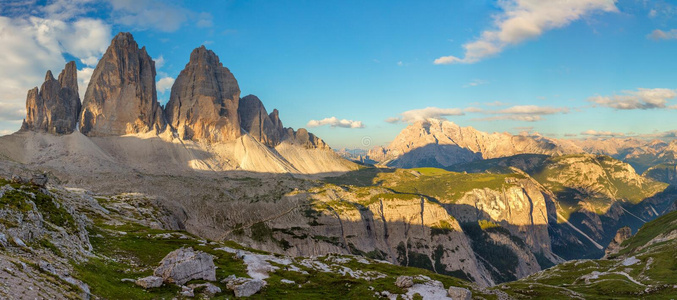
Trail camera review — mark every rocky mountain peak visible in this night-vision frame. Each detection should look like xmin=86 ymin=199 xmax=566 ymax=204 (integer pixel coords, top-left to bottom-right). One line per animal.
xmin=238 ymin=95 xmax=285 ymax=147
xmin=165 ymin=46 xmax=241 ymax=142
xmin=79 ymin=32 xmax=165 ymax=136
xmin=21 ymin=61 xmax=81 ymax=135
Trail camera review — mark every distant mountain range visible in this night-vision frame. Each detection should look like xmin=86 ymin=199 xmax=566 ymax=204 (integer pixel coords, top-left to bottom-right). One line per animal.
xmin=365 ymin=119 xmax=677 ymax=174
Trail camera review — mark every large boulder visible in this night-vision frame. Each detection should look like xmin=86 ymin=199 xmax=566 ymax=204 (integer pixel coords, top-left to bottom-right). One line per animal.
xmin=447 ymin=286 xmax=472 ymax=300
xmin=22 ymin=61 xmax=80 ymax=134
xmin=79 ymin=32 xmax=165 ymax=136
xmin=153 ymin=247 xmax=216 ymax=285
xmin=395 ymin=275 xmax=413 ymax=288
xmin=135 ymin=276 xmax=163 ymax=289
xmin=225 ymin=277 xmax=264 ymax=298
xmin=165 ymin=45 xmax=241 ymax=142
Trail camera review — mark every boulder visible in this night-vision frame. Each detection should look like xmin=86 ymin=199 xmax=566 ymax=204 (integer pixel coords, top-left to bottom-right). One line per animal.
xmin=395 ymin=275 xmax=413 ymax=289
xmin=153 ymin=247 xmax=216 ymax=285
xmin=22 ymin=61 xmax=81 ymax=134
xmin=225 ymin=277 xmax=265 ymax=298
xmin=165 ymin=45 xmax=241 ymax=142
xmin=181 ymin=285 xmax=194 ymax=297
xmin=189 ymin=282 xmax=221 ymax=295
xmin=30 ymin=174 xmax=48 ymax=187
xmin=79 ymin=32 xmax=165 ymax=136
xmin=447 ymin=286 xmax=472 ymax=300
xmin=135 ymin=276 xmax=163 ymax=289
xmin=603 ymin=226 xmax=632 ymax=258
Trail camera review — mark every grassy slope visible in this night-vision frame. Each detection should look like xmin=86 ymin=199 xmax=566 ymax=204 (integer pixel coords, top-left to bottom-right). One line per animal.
xmin=73 ymin=197 xmax=498 ymax=299
xmin=496 ymin=210 xmax=677 ymax=299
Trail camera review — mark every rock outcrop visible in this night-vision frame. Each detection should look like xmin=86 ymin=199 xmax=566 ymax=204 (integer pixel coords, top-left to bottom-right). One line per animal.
xmin=603 ymin=226 xmax=632 ymax=258
xmin=238 ymin=95 xmax=286 ymax=147
xmin=21 ymin=62 xmax=80 ymax=134
xmin=165 ymin=46 xmax=241 ymax=142
xmin=79 ymin=32 xmax=165 ymax=136
xmin=153 ymin=247 xmax=216 ymax=285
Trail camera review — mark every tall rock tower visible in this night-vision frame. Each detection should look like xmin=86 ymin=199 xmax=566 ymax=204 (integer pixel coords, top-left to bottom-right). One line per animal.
xmin=22 ymin=61 xmax=80 ymax=134
xmin=165 ymin=46 xmax=241 ymax=142
xmin=79 ymin=32 xmax=165 ymax=136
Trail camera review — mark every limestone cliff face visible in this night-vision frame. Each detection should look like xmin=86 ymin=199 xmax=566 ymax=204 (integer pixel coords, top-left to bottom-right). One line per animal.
xmin=165 ymin=46 xmax=241 ymax=142
xmin=238 ymin=95 xmax=285 ymax=147
xmin=79 ymin=32 xmax=165 ymax=136
xmin=22 ymin=62 xmax=80 ymax=134
xmin=449 ymin=177 xmax=555 ymax=257
xmin=368 ymin=119 xmax=582 ymax=168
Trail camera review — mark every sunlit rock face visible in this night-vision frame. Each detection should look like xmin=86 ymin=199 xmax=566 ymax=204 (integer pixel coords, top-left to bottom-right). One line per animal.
xmin=79 ymin=32 xmax=165 ymax=136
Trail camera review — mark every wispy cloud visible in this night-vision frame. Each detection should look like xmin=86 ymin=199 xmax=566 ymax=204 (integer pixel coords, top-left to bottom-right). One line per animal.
xmin=588 ymin=88 xmax=677 ymax=110
xmin=472 ymin=105 xmax=569 ymax=122
xmin=307 ymin=117 xmax=364 ymax=128
xmin=156 ymin=77 xmax=175 ymax=94
xmin=388 ymin=107 xmax=465 ymax=123
xmin=463 ymin=79 xmax=488 ymax=88
xmin=647 ymin=29 xmax=677 ymax=40
xmin=434 ymin=0 xmax=617 ymax=64
xmin=107 ymin=0 xmax=212 ymax=32
xmin=581 ymin=129 xmax=625 ymax=137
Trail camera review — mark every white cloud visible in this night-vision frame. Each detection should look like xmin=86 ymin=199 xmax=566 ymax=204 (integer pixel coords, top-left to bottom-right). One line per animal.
xmin=0 ymin=14 xmax=110 ymax=133
xmin=464 ymin=107 xmax=484 ymax=113
xmin=156 ymin=77 xmax=175 ymax=94
xmin=589 ymin=88 xmax=677 ymax=110
xmin=384 ymin=117 xmax=400 ymax=123
xmin=435 ymin=0 xmax=617 ymax=64
xmin=390 ymin=107 xmax=465 ymax=123
xmin=196 ymin=12 xmax=213 ymax=28
xmin=397 ymin=61 xmax=404 ymax=66
xmin=647 ymin=29 xmax=677 ymax=40
xmin=76 ymin=67 xmax=94 ymax=100
xmin=581 ymin=129 xmax=625 ymax=137
xmin=307 ymin=117 xmax=364 ymax=129
xmin=472 ymin=105 xmax=569 ymax=122
xmin=494 ymin=105 xmax=569 ymax=115
xmin=154 ymin=55 xmax=165 ymax=69
xmin=475 ymin=115 xmax=543 ymax=122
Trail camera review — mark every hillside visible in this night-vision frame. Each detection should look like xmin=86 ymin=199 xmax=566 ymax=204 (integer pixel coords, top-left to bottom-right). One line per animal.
xmin=496 ymin=210 xmax=677 ymax=299
xmin=0 ymin=176 xmax=506 ymax=299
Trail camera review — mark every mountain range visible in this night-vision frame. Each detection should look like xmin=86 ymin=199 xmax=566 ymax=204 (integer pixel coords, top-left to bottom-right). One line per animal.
xmin=1 ymin=32 xmax=676 ymax=299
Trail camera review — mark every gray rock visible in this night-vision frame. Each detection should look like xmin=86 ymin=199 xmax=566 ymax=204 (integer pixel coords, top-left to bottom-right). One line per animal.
xmin=395 ymin=275 xmax=413 ymax=288
xmin=30 ymin=174 xmax=48 ymax=187
xmin=189 ymin=282 xmax=221 ymax=295
xmin=604 ymin=226 xmax=632 ymax=258
xmin=80 ymin=32 xmax=165 ymax=136
xmin=165 ymin=45 xmax=241 ymax=142
xmin=226 ymin=277 xmax=265 ymax=298
xmin=153 ymin=247 xmax=216 ymax=285
xmin=238 ymin=95 xmax=285 ymax=147
xmin=0 ymin=233 xmax=7 ymax=248
xmin=181 ymin=285 xmax=194 ymax=297
xmin=22 ymin=61 xmax=81 ymax=135
xmin=447 ymin=286 xmax=472 ymax=300
xmin=135 ymin=276 xmax=163 ymax=289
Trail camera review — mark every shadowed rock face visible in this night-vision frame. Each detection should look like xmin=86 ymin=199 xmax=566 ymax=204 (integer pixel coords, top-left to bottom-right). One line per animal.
xmin=165 ymin=46 xmax=241 ymax=142
xmin=79 ymin=32 xmax=165 ymax=136
xmin=238 ymin=95 xmax=286 ymax=147
xmin=22 ymin=62 xmax=80 ymax=134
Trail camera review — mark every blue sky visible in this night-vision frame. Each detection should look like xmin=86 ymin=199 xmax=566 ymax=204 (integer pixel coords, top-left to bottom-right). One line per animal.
xmin=1 ymin=0 xmax=677 ymax=149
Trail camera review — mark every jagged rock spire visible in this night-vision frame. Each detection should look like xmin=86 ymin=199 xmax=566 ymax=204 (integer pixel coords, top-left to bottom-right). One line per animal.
xmin=165 ymin=45 xmax=241 ymax=142
xmin=79 ymin=32 xmax=165 ymax=136
xmin=22 ymin=61 xmax=81 ymax=134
